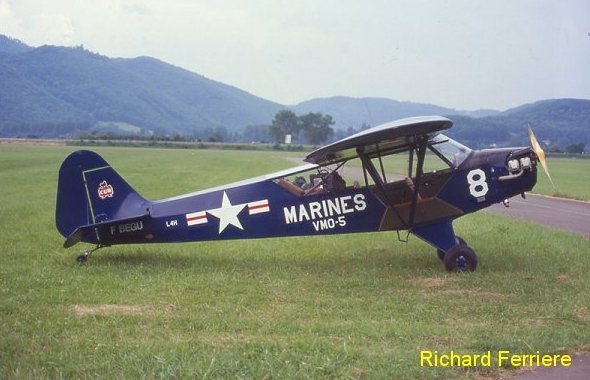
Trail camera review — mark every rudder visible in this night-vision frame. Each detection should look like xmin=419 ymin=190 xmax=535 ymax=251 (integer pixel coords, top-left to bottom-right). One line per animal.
xmin=56 ymin=150 xmax=149 ymax=239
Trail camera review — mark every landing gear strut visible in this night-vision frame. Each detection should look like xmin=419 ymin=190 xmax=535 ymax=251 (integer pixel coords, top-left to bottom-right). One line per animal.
xmin=76 ymin=245 xmax=104 ymax=264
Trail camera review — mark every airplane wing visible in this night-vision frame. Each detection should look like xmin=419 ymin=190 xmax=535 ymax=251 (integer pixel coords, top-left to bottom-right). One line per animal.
xmin=304 ymin=116 xmax=452 ymax=165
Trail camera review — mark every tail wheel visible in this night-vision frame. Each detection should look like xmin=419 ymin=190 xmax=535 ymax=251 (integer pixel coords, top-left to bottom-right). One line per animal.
xmin=443 ymin=244 xmax=477 ymax=272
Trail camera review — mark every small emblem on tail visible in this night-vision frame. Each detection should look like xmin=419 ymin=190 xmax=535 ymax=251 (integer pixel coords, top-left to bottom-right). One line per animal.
xmin=98 ymin=180 xmax=114 ymax=199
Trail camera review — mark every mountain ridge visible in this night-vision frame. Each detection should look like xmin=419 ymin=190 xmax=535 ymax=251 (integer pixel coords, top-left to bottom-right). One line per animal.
xmin=0 ymin=34 xmax=588 ymax=149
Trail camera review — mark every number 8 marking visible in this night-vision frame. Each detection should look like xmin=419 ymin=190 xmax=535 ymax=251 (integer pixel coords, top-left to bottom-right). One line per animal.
xmin=467 ymin=169 xmax=488 ymax=198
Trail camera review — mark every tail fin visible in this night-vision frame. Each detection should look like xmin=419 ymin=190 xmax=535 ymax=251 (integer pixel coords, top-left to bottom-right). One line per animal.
xmin=56 ymin=150 xmax=150 ymax=240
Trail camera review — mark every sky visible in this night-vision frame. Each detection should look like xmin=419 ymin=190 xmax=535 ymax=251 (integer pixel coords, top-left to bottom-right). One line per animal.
xmin=1 ymin=0 xmax=589 ymax=111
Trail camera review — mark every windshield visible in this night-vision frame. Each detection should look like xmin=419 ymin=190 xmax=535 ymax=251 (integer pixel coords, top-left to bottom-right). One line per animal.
xmin=429 ymin=134 xmax=472 ymax=168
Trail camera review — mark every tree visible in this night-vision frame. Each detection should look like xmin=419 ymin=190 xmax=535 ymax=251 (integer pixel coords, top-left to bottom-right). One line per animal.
xmin=565 ymin=143 xmax=585 ymax=154
xmin=205 ymin=126 xmax=227 ymax=142
xmin=267 ymin=110 xmax=334 ymax=145
xmin=207 ymin=132 xmax=223 ymax=142
xmin=269 ymin=110 xmax=300 ymax=143
xmin=243 ymin=124 xmax=272 ymax=142
xmin=299 ymin=112 xmax=334 ymax=145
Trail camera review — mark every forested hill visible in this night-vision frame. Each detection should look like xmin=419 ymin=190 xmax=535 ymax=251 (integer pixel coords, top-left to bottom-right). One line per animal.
xmin=446 ymin=99 xmax=590 ymax=149
xmin=291 ymin=96 xmax=589 ymax=149
xmin=0 ymin=35 xmax=33 ymax=54
xmin=0 ymin=35 xmax=588 ymax=149
xmin=0 ymin=35 xmax=283 ymax=137
xmin=292 ymin=96 xmax=461 ymax=130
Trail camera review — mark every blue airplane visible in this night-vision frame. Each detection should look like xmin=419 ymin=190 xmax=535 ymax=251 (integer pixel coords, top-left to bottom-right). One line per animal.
xmin=56 ymin=116 xmax=547 ymax=271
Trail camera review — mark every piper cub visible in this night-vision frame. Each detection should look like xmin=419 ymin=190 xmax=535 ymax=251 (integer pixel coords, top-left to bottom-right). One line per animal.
xmin=56 ymin=116 xmax=548 ymax=271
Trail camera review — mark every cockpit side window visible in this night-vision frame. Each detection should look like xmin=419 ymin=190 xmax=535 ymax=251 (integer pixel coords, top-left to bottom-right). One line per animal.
xmin=273 ymin=135 xmax=472 ymax=197
xmin=274 ymin=157 xmax=379 ymax=197
xmin=428 ymin=134 xmax=472 ymax=168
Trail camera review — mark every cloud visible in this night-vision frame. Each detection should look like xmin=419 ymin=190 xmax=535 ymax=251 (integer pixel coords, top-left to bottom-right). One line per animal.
xmin=0 ymin=1 xmax=20 ymax=37
xmin=0 ymin=0 xmax=75 ymax=46
xmin=31 ymin=13 xmax=75 ymax=45
xmin=121 ymin=2 xmax=151 ymax=16
xmin=1 ymin=0 xmax=588 ymax=109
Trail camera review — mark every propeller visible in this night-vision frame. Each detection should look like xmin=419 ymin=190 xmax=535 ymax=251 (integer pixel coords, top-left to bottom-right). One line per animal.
xmin=528 ymin=124 xmax=555 ymax=190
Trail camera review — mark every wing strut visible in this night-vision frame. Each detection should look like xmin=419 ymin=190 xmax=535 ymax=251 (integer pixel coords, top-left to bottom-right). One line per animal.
xmin=408 ymin=137 xmax=427 ymax=227
xmin=357 ymin=136 xmax=427 ymax=230
xmin=357 ymin=146 xmax=410 ymax=228
xmin=357 ymin=146 xmax=388 ymax=200
xmin=408 ymin=148 xmax=414 ymax=177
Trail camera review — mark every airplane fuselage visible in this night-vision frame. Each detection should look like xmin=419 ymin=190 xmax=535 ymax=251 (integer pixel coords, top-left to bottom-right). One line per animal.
xmin=56 ymin=116 xmax=540 ymax=271
xmin=80 ymin=147 xmax=537 ymax=250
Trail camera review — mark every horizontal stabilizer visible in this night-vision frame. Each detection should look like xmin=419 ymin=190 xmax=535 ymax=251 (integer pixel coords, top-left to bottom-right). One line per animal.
xmin=63 ymin=213 xmax=151 ymax=248
xmin=63 ymin=227 xmax=90 ymax=248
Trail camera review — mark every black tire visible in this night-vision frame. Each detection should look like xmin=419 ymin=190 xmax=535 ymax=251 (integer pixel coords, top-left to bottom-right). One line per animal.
xmin=437 ymin=236 xmax=467 ymax=261
xmin=443 ymin=244 xmax=477 ymax=272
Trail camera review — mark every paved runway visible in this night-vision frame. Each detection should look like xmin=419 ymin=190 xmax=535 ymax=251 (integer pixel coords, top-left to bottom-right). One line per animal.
xmin=486 ymin=193 xmax=590 ymax=239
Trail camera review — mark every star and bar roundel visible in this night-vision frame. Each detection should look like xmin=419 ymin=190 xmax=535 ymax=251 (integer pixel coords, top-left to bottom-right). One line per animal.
xmin=185 ymin=191 xmax=269 ymax=234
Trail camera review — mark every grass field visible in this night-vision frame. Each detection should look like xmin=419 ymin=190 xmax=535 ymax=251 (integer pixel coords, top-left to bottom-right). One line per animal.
xmin=1 ymin=144 xmax=589 ymax=379
xmin=533 ymin=157 xmax=590 ymax=200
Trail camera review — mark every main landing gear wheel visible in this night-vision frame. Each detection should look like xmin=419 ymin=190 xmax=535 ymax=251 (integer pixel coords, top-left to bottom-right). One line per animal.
xmin=443 ymin=244 xmax=477 ymax=272
xmin=437 ymin=236 xmax=466 ymax=261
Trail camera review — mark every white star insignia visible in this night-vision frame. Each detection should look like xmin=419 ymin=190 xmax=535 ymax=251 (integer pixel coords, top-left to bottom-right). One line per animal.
xmin=207 ymin=192 xmax=246 ymax=234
